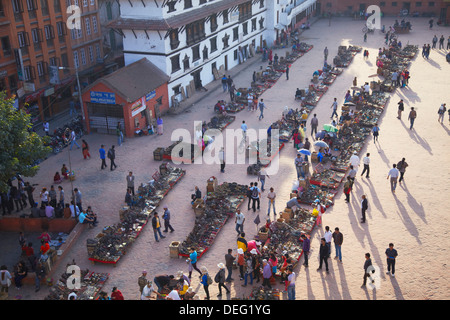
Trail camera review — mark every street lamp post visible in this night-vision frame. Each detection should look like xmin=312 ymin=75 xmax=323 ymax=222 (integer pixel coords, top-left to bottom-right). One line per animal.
xmin=59 ymin=66 xmax=85 ymax=120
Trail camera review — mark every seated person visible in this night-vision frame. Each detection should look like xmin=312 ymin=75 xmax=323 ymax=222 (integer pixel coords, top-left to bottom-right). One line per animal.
xmin=63 ymin=203 xmax=72 ymax=219
xmin=85 ymin=207 xmax=98 ymax=227
xmin=301 ymin=23 xmax=306 ymax=29
xmin=78 ymin=211 xmax=87 ymax=224
xmin=191 ymin=186 xmax=202 ymax=204
xmin=61 ymin=164 xmax=69 ymax=179
xmin=45 ymin=205 xmax=55 ymax=218
xmin=40 ymin=239 xmax=50 ymax=255
xmin=69 ymin=201 xmax=80 ymax=218
xmin=125 ymin=188 xmax=136 ymax=207
xmin=30 ymin=203 xmax=40 ymax=218
xmin=53 ymin=172 xmax=62 ymax=184
xmin=446 ymin=52 xmax=450 ymax=63
xmin=323 ymin=147 xmax=332 ymax=157
xmin=39 ymin=204 xmax=47 ymax=218
xmin=135 ymin=128 xmax=144 ymax=136
xmin=295 ymin=88 xmax=301 ymax=98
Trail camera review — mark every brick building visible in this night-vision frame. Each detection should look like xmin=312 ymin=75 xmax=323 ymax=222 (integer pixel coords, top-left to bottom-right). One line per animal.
xmin=317 ymin=0 xmax=449 ymax=24
xmin=0 ymin=0 xmax=106 ymax=124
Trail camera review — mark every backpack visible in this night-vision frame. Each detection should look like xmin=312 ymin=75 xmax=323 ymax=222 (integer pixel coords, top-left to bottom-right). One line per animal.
xmin=251 ymin=187 xmax=259 ymax=199
xmin=206 ymin=273 xmax=213 ymax=285
xmin=214 ymin=271 xmax=221 ymax=283
xmin=320 ymin=204 xmax=326 ymax=214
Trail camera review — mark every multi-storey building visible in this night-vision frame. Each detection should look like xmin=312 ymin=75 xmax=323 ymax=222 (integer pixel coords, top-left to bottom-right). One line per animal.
xmin=0 ymin=0 xmax=104 ymax=123
xmin=109 ymin=0 xmax=268 ymax=106
xmin=317 ymin=0 xmax=449 ymax=24
xmin=98 ymin=0 xmax=123 ymax=65
xmin=265 ymin=0 xmax=317 ymax=46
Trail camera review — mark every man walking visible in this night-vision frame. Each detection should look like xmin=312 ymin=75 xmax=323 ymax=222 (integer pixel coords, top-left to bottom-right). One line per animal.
xmin=151 ymin=212 xmax=165 ymax=242
xmin=348 ymin=165 xmax=357 ymax=187
xmin=361 ymin=153 xmax=370 ymax=178
xmin=330 ymin=98 xmax=338 ymax=119
xmin=224 ymin=249 xmax=235 ymax=282
xmin=107 ymin=145 xmax=117 ymax=171
xmin=362 ymin=253 xmax=373 ymax=287
xmin=324 ymin=47 xmax=328 ymax=62
xmin=438 ymin=103 xmax=446 ymax=123
xmin=229 ymin=84 xmax=235 ymax=102
xmin=372 ymin=123 xmax=380 ymax=143
xmin=241 ymin=121 xmax=248 ymax=142
xmin=408 ymin=107 xmax=417 ymax=130
xmin=250 ymin=183 xmax=261 ymax=212
xmin=361 ymin=195 xmax=368 ymax=223
xmin=343 ymin=177 xmax=352 ymax=203
xmin=397 ymin=158 xmax=408 ymax=183
xmin=385 ymin=243 xmax=398 ymax=277
xmin=301 ymin=234 xmax=310 ymax=268
xmin=216 ymin=263 xmax=230 ymax=297
xmin=221 ymin=75 xmax=228 ymax=92
xmin=69 ymin=129 xmax=81 ymax=150
xmin=226 ymin=75 xmax=233 ymax=92
xmin=333 ymin=227 xmax=343 ymax=263
xmin=262 ymin=260 xmax=272 ymax=288
xmin=317 ymin=238 xmax=329 ymax=274
xmin=99 ymin=145 xmax=107 ymax=170
xmin=258 ymin=99 xmax=266 ymax=120
xmin=439 ymin=35 xmax=445 ymax=50
xmin=310 ymin=114 xmax=319 ymax=138
xmin=162 ymin=205 xmax=174 ymax=233
xmin=235 ymin=209 xmax=245 ymax=235
xmin=285 ymin=64 xmax=289 ymax=80
xmin=387 ymin=163 xmax=400 ymax=193
xmin=257 ymin=169 xmax=269 ymax=192
xmin=126 ymin=171 xmax=135 ymax=195
xmin=219 ymin=147 xmax=225 ymax=173
xmin=432 ymin=35 xmax=438 ymax=49
xmin=397 ymin=99 xmax=404 ymax=119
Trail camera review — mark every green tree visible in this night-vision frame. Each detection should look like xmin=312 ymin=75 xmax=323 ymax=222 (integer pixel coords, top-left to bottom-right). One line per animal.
xmin=0 ymin=92 xmax=50 ymax=192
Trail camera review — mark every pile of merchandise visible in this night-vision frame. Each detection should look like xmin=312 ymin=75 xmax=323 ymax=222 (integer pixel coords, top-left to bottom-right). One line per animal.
xmin=86 ymin=166 xmax=185 ymax=264
xmin=178 ymin=182 xmax=247 ymax=258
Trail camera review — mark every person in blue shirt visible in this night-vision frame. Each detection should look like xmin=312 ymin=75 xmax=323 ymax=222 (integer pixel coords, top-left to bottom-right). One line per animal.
xmin=78 ymin=211 xmax=87 ymax=224
xmin=188 ymin=247 xmax=202 ymax=279
xmin=200 ymin=266 xmax=210 ymax=300
xmin=99 ymin=145 xmax=107 ymax=170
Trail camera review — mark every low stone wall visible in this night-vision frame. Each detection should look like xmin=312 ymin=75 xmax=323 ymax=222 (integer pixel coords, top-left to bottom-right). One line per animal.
xmin=0 ymin=217 xmax=77 ymax=233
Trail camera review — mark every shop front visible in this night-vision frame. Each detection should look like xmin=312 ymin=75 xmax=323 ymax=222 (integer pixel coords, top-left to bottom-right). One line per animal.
xmin=81 ymin=58 xmax=170 ymax=138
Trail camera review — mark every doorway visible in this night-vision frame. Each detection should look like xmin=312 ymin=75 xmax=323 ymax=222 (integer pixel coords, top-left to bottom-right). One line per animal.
xmin=224 ymin=55 xmax=228 ymax=71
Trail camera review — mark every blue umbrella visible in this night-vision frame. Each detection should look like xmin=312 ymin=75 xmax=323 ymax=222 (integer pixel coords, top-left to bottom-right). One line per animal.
xmin=314 ymin=140 xmax=329 ymax=149
xmin=298 ymin=149 xmax=311 ymax=156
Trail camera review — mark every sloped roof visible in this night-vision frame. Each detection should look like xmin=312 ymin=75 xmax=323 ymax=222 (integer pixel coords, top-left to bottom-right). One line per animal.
xmin=84 ymin=58 xmax=169 ymax=103
xmin=108 ymin=0 xmax=250 ymax=31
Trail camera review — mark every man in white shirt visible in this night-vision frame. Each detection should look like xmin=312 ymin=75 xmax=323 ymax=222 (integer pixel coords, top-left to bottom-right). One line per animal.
xmin=361 ymin=153 xmax=370 ymax=178
xmin=43 ymin=121 xmax=49 ymax=136
xmin=141 ymin=281 xmax=156 ymax=300
xmin=70 ymin=202 xmax=80 ymax=218
xmin=267 ymin=187 xmax=276 ymax=216
xmin=324 ymin=226 xmax=333 ymax=256
xmin=349 ymin=152 xmax=360 ymax=170
xmin=69 ymin=129 xmax=81 ymax=150
xmin=235 ymin=209 xmax=245 ymax=235
xmin=287 ymin=267 xmax=296 ymax=300
xmin=387 ymin=164 xmax=400 ymax=193
xmin=167 ymin=288 xmax=181 ymax=300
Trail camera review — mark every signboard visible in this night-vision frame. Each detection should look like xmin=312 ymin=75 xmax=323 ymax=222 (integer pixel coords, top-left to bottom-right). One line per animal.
xmin=44 ymin=87 xmax=55 ymax=97
xmin=90 ymin=91 xmax=116 ymax=104
xmin=24 ymin=82 xmax=35 ymax=92
xmin=131 ymin=97 xmax=146 ymax=117
xmin=49 ymin=66 xmax=60 ymax=85
xmin=145 ymin=90 xmax=156 ymax=101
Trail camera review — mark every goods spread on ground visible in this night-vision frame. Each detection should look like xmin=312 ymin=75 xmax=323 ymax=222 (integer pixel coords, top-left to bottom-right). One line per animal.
xmin=178 ymin=181 xmax=247 ymax=259
xmin=45 ymin=263 xmax=109 ymax=300
xmin=86 ymin=165 xmax=185 ymax=264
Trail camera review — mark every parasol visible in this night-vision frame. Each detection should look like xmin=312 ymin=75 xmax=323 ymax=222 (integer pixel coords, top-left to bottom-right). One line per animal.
xmin=298 ymin=149 xmax=311 ymax=156
xmin=314 ymin=141 xmax=329 ymax=149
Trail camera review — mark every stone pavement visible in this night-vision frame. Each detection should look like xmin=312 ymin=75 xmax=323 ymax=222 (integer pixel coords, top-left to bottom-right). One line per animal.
xmin=1 ymin=16 xmax=449 ymax=301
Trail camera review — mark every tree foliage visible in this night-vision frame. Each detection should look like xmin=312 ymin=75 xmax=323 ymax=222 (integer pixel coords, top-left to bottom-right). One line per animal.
xmin=0 ymin=92 xmax=50 ymax=192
